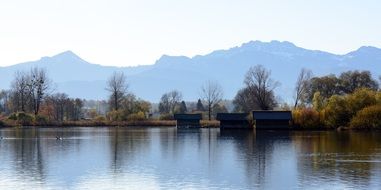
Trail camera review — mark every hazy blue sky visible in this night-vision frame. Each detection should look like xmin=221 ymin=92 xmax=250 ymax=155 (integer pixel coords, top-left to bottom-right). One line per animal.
xmin=0 ymin=0 xmax=380 ymax=66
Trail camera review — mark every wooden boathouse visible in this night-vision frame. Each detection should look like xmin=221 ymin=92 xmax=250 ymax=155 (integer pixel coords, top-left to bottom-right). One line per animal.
xmin=216 ymin=113 xmax=252 ymax=129
xmin=252 ymin=111 xmax=292 ymax=129
xmin=174 ymin=114 xmax=202 ymax=128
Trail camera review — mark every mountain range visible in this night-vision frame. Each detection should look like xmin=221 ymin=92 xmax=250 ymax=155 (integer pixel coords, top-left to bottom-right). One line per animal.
xmin=0 ymin=40 xmax=380 ymax=103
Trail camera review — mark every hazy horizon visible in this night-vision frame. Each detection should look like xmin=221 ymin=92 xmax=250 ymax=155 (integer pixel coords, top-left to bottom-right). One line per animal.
xmin=1 ymin=0 xmax=381 ymax=67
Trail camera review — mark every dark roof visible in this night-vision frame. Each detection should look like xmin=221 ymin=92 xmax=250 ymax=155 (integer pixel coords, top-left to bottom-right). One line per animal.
xmin=216 ymin=113 xmax=249 ymax=121
xmin=252 ymin=111 xmax=292 ymax=120
xmin=174 ymin=114 xmax=202 ymax=120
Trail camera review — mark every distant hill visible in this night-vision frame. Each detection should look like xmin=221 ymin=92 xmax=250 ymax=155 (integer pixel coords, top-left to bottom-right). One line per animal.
xmin=1 ymin=40 xmax=380 ymax=102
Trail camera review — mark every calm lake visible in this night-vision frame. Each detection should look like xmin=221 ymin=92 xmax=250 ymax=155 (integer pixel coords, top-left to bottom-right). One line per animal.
xmin=0 ymin=127 xmax=381 ymax=190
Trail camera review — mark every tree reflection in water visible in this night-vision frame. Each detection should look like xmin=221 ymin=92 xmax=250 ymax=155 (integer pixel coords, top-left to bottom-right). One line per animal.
xmin=0 ymin=127 xmax=381 ymax=189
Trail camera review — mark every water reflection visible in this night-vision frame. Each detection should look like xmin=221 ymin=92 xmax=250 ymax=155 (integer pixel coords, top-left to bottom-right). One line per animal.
xmin=292 ymin=131 xmax=381 ymax=189
xmin=0 ymin=127 xmax=381 ymax=189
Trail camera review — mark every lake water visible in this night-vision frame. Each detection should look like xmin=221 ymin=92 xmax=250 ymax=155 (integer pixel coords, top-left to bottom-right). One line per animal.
xmin=0 ymin=127 xmax=381 ymax=190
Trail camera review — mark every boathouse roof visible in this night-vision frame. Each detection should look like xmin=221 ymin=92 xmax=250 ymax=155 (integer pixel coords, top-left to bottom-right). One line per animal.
xmin=174 ymin=114 xmax=202 ymax=120
xmin=252 ymin=111 xmax=292 ymax=120
xmin=216 ymin=113 xmax=249 ymax=121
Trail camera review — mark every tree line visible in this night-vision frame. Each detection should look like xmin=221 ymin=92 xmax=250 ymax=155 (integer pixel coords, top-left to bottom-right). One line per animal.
xmin=0 ymin=68 xmax=85 ymax=124
xmin=154 ymin=65 xmax=282 ymax=120
xmin=292 ymin=70 xmax=381 ymax=129
xmin=1 ymin=65 xmax=381 ymax=128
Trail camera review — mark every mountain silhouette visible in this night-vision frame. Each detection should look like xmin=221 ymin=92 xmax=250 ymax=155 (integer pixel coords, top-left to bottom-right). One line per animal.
xmin=0 ymin=40 xmax=380 ymax=102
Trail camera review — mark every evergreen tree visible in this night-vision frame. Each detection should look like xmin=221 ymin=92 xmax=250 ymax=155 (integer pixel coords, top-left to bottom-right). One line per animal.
xmin=179 ymin=101 xmax=187 ymax=114
xmin=196 ymin=99 xmax=204 ymax=111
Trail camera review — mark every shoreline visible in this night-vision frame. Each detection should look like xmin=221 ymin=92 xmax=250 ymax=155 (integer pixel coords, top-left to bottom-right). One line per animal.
xmin=1 ymin=121 xmax=380 ymax=131
xmin=1 ymin=118 xmax=379 ymax=131
xmin=0 ymin=120 xmax=221 ymax=128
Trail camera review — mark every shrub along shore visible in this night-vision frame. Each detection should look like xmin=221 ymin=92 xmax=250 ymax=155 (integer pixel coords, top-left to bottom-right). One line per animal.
xmin=292 ymin=88 xmax=381 ymax=130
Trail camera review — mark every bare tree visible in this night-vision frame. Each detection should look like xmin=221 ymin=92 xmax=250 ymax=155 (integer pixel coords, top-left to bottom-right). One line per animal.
xmin=28 ymin=67 xmax=51 ymax=115
xmin=50 ymin=93 xmax=69 ymax=121
xmin=0 ymin=90 xmax=11 ymax=114
xmin=200 ymin=80 xmax=223 ymax=120
xmin=106 ymin=72 xmax=128 ymax=111
xmin=233 ymin=87 xmax=258 ymax=112
xmin=244 ymin=65 xmax=279 ymax=110
xmin=11 ymin=71 xmax=29 ymax=112
xmin=168 ymin=90 xmax=182 ymax=113
xmin=70 ymin=98 xmax=84 ymax=121
xmin=159 ymin=90 xmax=182 ymax=114
xmin=294 ymin=68 xmax=312 ymax=108
xmin=45 ymin=93 xmax=83 ymax=121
